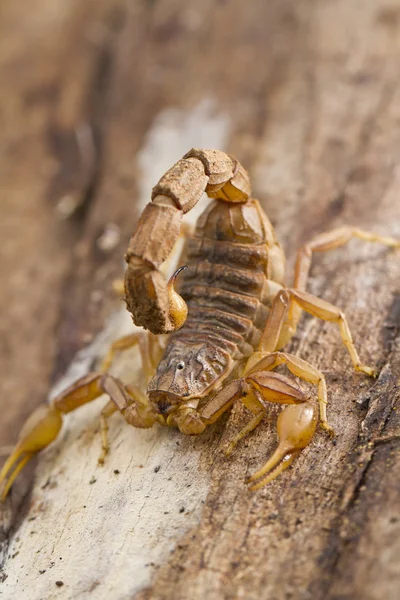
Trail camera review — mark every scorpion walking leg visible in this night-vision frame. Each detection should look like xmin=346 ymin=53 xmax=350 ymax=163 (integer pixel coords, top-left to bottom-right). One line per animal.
xmin=97 ymin=380 xmax=154 ymax=464
xmin=98 ymin=400 xmax=118 ymax=465
xmin=98 ymin=331 xmax=160 ymax=455
xmin=224 ymin=409 xmax=265 ymax=456
xmin=100 ymin=331 xmax=160 ymax=378
xmin=291 ymin=226 xmax=400 ymax=327
xmin=0 ymin=373 xmax=158 ymax=499
xmin=253 ymin=287 xmax=378 ymax=377
xmin=101 ymin=333 xmax=142 ymax=372
xmin=224 ymin=411 xmax=265 ymax=457
xmin=294 ymin=226 xmax=400 ymax=292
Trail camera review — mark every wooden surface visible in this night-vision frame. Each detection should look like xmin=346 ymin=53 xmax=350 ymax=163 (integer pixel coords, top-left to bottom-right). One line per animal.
xmin=1 ymin=1 xmax=399 ymax=598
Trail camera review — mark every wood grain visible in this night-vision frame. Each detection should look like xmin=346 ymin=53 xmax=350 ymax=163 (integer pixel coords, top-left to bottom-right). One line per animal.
xmin=0 ymin=1 xmax=399 ymax=598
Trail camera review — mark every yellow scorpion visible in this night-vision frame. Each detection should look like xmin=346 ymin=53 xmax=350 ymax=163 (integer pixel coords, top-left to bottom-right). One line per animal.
xmin=1 ymin=149 xmax=399 ymax=498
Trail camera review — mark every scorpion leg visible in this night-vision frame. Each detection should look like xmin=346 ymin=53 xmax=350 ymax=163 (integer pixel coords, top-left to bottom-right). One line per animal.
xmin=100 ymin=331 xmax=161 ymax=380
xmin=290 ymin=227 xmax=400 ymax=332
xmin=293 ymin=226 xmax=400 ymax=294
xmin=224 ymin=411 xmax=265 ymax=457
xmin=101 ymin=332 xmax=143 ymax=373
xmin=98 ymin=399 xmax=118 ymax=465
xmin=0 ymin=373 xmax=158 ymax=499
xmin=254 ymin=287 xmax=378 ymax=377
xmin=97 ymin=380 xmax=155 ymax=464
xmin=97 ymin=330 xmax=162 ymax=456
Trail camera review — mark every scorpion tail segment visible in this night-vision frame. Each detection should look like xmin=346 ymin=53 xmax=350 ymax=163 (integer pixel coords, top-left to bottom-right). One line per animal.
xmin=183 ymin=149 xmax=251 ymax=202
xmin=124 ymin=261 xmax=188 ymax=335
xmin=0 ymin=404 xmax=62 ymax=500
xmin=167 ymin=266 xmax=188 ymax=330
xmin=124 ymin=262 xmax=177 ymax=334
xmin=124 ymin=200 xmax=184 ymax=335
xmin=124 ymin=151 xmax=252 ymax=334
xmin=246 ymin=402 xmax=317 ymax=491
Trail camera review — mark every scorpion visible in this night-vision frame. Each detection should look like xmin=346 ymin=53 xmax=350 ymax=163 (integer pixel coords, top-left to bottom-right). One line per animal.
xmin=1 ymin=148 xmax=399 ymax=499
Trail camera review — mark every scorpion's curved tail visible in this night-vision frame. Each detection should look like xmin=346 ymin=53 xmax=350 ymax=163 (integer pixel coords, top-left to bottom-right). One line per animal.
xmin=124 ymin=149 xmax=252 ymax=334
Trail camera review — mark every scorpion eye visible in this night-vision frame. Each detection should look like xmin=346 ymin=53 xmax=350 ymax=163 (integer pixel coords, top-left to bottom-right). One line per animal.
xmin=176 ymin=361 xmax=185 ymax=371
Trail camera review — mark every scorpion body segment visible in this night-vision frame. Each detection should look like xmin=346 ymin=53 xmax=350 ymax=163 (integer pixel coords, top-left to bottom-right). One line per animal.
xmin=1 ymin=149 xmax=399 ymax=499
xmin=179 ymin=197 xmax=285 ymax=357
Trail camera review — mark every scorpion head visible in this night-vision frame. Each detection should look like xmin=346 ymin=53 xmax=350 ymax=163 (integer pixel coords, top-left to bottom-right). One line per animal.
xmin=147 ymin=340 xmax=232 ymax=434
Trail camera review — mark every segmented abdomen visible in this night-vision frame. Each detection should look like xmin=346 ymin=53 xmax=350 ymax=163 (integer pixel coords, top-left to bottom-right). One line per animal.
xmin=171 ymin=198 xmax=285 ymax=359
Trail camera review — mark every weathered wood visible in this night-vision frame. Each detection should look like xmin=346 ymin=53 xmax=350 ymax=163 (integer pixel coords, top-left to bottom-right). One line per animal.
xmin=1 ymin=1 xmax=400 ymax=599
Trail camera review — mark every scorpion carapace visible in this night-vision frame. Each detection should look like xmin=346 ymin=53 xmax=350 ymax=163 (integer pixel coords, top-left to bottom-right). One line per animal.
xmin=1 ymin=149 xmax=399 ymax=499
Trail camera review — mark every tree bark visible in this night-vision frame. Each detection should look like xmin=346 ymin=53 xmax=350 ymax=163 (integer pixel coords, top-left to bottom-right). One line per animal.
xmin=1 ymin=1 xmax=399 ymax=599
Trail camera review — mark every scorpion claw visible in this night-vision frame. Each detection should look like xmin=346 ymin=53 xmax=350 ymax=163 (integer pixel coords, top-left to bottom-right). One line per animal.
xmin=246 ymin=403 xmax=317 ymax=491
xmin=247 ymin=452 xmax=299 ymax=492
xmin=0 ymin=405 xmax=62 ymax=500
